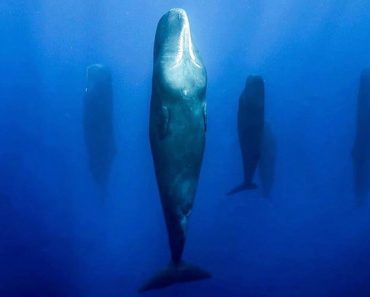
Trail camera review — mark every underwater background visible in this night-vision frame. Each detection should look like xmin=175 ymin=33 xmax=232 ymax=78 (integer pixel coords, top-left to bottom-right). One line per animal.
xmin=1 ymin=1 xmax=370 ymax=296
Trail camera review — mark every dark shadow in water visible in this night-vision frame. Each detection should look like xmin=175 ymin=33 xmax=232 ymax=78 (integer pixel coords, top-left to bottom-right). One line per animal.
xmin=352 ymin=69 xmax=370 ymax=207
xmin=83 ymin=64 xmax=117 ymax=198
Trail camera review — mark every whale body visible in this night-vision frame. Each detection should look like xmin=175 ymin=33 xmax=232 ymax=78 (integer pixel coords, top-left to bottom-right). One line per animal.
xmin=228 ymin=75 xmax=265 ymax=195
xmin=83 ymin=64 xmax=116 ymax=195
xmin=140 ymin=8 xmax=210 ymax=292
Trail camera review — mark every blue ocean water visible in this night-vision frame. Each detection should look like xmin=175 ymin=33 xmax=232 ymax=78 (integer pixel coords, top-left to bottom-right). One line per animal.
xmin=1 ymin=1 xmax=370 ymax=296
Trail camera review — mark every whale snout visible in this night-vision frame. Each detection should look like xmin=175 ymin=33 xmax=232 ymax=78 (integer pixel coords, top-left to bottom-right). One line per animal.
xmin=86 ymin=64 xmax=112 ymax=92
xmin=154 ymin=8 xmax=203 ymax=69
xmin=246 ymin=75 xmax=264 ymax=88
xmin=87 ymin=64 xmax=112 ymax=85
xmin=168 ymin=8 xmax=188 ymax=23
xmin=163 ymin=8 xmax=189 ymax=33
xmin=244 ymin=75 xmax=265 ymax=108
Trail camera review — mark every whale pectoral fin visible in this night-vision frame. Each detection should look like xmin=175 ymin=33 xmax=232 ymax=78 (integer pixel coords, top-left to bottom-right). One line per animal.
xmin=203 ymin=103 xmax=207 ymax=132
xmin=158 ymin=106 xmax=170 ymax=139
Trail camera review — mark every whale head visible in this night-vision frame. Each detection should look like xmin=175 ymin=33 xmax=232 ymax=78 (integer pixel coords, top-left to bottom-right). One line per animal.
xmin=154 ymin=8 xmax=203 ymax=69
xmin=153 ymin=9 xmax=206 ymax=101
xmin=244 ymin=75 xmax=264 ymax=111
xmin=86 ymin=64 xmax=112 ymax=95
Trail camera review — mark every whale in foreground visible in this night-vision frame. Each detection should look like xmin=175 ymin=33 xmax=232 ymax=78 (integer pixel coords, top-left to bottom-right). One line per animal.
xmin=352 ymin=69 xmax=370 ymax=207
xmin=83 ymin=64 xmax=116 ymax=196
xmin=228 ymin=75 xmax=265 ymax=195
xmin=141 ymin=8 xmax=210 ymax=292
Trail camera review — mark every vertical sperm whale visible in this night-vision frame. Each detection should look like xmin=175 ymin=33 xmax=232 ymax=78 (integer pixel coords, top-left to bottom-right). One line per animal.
xmin=228 ymin=76 xmax=265 ymax=195
xmin=141 ymin=8 xmax=210 ymax=292
xmin=83 ymin=64 xmax=116 ymax=196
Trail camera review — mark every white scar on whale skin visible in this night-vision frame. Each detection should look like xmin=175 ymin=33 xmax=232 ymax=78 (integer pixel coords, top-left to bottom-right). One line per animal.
xmin=172 ymin=10 xmax=202 ymax=69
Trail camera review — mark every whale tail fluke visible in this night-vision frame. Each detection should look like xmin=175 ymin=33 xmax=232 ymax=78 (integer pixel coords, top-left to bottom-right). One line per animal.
xmin=139 ymin=262 xmax=211 ymax=293
xmin=227 ymin=182 xmax=258 ymax=196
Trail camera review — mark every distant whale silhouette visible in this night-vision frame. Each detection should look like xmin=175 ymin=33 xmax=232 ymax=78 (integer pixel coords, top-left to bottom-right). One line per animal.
xmin=259 ymin=123 xmax=277 ymax=198
xmin=352 ymin=69 xmax=370 ymax=207
xmin=83 ymin=64 xmax=116 ymax=195
xmin=140 ymin=8 xmax=210 ymax=292
xmin=228 ymin=75 xmax=264 ymax=196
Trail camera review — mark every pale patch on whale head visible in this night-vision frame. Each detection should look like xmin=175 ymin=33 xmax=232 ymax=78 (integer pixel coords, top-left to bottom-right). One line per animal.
xmin=169 ymin=8 xmax=201 ymax=69
xmin=153 ymin=8 xmax=207 ymax=101
xmin=156 ymin=8 xmax=202 ymax=69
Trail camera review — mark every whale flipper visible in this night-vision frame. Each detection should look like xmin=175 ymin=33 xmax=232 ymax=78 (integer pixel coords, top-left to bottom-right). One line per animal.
xmin=203 ymin=103 xmax=207 ymax=132
xmin=139 ymin=262 xmax=211 ymax=293
xmin=227 ymin=182 xmax=258 ymax=196
xmin=158 ymin=106 xmax=170 ymax=139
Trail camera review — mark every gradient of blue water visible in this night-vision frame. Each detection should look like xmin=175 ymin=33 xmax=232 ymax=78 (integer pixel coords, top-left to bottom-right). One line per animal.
xmin=1 ymin=1 xmax=370 ymax=296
